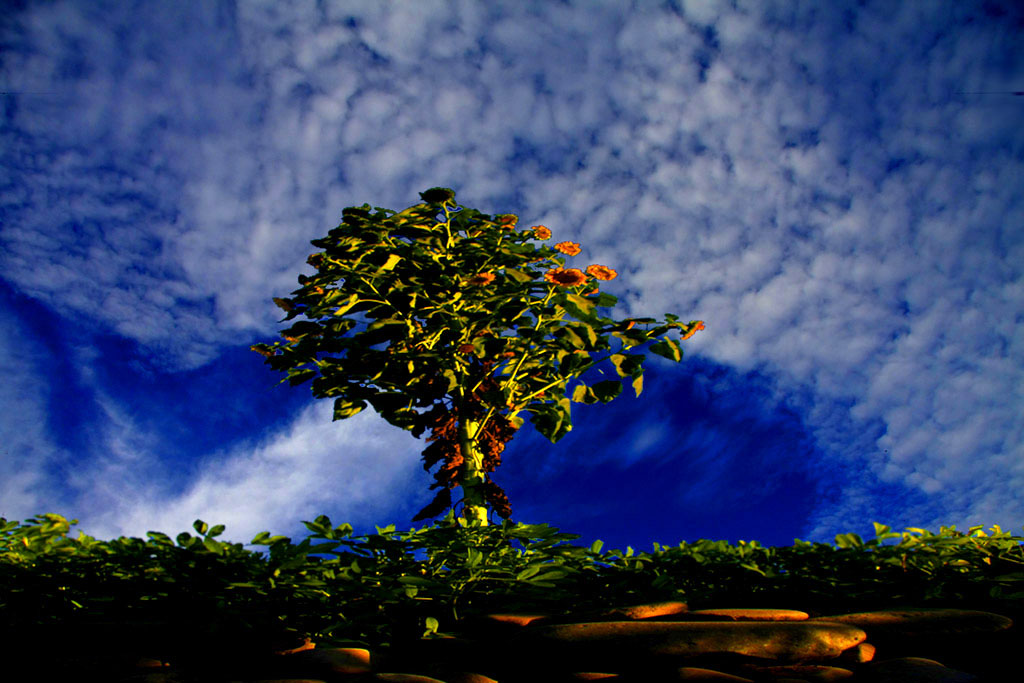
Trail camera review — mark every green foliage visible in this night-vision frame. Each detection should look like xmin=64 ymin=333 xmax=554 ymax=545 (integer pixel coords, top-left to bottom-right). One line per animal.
xmin=4 ymin=513 xmax=1023 ymax=666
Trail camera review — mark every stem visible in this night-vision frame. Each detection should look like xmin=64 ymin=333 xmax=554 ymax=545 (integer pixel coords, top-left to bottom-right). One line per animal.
xmin=458 ymin=417 xmax=489 ymax=527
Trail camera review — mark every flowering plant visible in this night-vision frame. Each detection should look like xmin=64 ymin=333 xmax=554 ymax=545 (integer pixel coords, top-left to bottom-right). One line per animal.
xmin=252 ymin=188 xmax=703 ymax=525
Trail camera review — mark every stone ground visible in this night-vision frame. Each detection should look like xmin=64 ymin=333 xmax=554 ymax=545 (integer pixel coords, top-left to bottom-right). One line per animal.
xmin=22 ymin=599 xmax=1021 ymax=682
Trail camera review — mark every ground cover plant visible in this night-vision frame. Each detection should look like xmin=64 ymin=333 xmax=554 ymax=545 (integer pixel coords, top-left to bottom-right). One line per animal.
xmin=3 ymin=513 xmax=1023 ymax=657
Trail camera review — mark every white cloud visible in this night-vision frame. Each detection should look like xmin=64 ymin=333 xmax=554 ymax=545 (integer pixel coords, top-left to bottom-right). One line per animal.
xmin=0 ymin=306 xmax=67 ymax=519
xmin=70 ymin=402 xmax=427 ymax=544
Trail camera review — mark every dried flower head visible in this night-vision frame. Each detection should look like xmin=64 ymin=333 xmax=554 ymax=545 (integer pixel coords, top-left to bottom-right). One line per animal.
xmin=458 ymin=343 xmax=476 ymax=354
xmin=586 ymin=264 xmax=617 ymax=281
xmin=532 ymin=225 xmax=551 ymax=240
xmin=554 ymin=241 xmax=581 ymax=256
xmin=544 ymin=267 xmax=587 ymax=286
xmin=467 ymin=272 xmax=495 ymax=286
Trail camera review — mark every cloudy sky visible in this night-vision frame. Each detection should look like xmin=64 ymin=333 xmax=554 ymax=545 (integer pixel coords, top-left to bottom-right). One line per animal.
xmin=2 ymin=0 xmax=1022 ymax=554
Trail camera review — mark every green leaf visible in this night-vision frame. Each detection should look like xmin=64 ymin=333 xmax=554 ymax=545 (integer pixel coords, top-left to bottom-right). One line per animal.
xmin=333 ymin=293 xmax=360 ymax=317
xmin=504 ymin=268 xmax=534 ymax=283
xmin=287 ymin=368 xmax=317 ymax=386
xmin=650 ymin=338 xmax=683 ymax=362
xmin=632 ymin=373 xmax=643 ymax=398
xmin=193 ymin=520 xmax=209 ymax=535
xmin=563 ymin=293 xmax=597 ymax=321
xmin=333 ymin=397 xmax=367 ymax=420
xmin=590 ymin=539 xmax=604 ymax=554
xmin=530 ymin=569 xmax=570 ymax=583
xmin=571 ymin=384 xmax=599 ymax=404
xmin=591 ymin=380 xmax=622 ymax=403
xmin=202 ymin=537 xmax=224 ymax=555
xmin=610 ymin=353 xmax=645 ymax=378
xmin=558 ymin=326 xmax=588 ymax=350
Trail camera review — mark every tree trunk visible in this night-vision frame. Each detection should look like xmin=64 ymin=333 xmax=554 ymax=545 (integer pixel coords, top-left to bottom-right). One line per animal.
xmin=458 ymin=417 xmax=489 ymax=526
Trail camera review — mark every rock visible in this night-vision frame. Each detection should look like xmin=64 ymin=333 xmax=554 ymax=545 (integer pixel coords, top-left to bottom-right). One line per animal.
xmin=442 ymin=673 xmax=500 ymax=683
xmin=683 ymin=609 xmax=809 ymax=622
xmin=811 ymin=608 xmax=1012 ymax=639
xmin=669 ymin=667 xmax=755 ymax=681
xmin=837 ymin=640 xmax=876 ymax=664
xmin=741 ymin=663 xmax=854 ymax=681
xmin=283 ymin=647 xmax=373 ymax=676
xmin=603 ymin=601 xmax=690 ymax=620
xmin=857 ymin=656 xmax=978 ymax=682
xmin=512 ymin=620 xmax=867 ymax=670
xmin=482 ymin=613 xmax=550 ymax=627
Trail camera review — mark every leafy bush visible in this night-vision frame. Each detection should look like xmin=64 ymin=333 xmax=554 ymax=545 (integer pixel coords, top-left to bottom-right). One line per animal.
xmin=3 ymin=513 xmax=1023 ymax=654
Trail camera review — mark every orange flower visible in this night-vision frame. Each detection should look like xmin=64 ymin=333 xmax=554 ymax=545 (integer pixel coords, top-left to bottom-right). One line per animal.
xmin=554 ymin=241 xmax=581 ymax=256
xmin=544 ymin=267 xmax=587 ymax=286
xmin=532 ymin=225 xmax=551 ymax=240
xmin=586 ymin=264 xmax=617 ymax=281
xmin=680 ymin=321 xmax=705 ymax=341
xmin=467 ymin=272 xmax=495 ymax=285
xmin=497 ymin=214 xmax=518 ymax=227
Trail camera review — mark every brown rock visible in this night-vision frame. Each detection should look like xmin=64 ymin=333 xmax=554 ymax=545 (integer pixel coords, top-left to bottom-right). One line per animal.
xmin=684 ymin=609 xmax=809 ymax=622
xmin=838 ymin=641 xmax=876 ymax=664
xmin=671 ymin=667 xmax=755 ymax=681
xmin=811 ymin=608 xmax=1012 ymax=639
xmin=442 ymin=673 xmax=500 ymax=683
xmin=742 ymin=664 xmax=854 ymax=681
xmin=604 ymin=601 xmax=690 ymax=620
xmin=273 ymin=637 xmax=317 ymax=655
xmin=374 ymin=675 xmax=450 ymax=683
xmin=857 ymin=656 xmax=978 ymax=682
xmin=515 ymin=620 xmax=867 ymax=668
xmin=284 ymin=647 xmax=373 ymax=675
xmin=483 ymin=613 xmax=551 ymax=627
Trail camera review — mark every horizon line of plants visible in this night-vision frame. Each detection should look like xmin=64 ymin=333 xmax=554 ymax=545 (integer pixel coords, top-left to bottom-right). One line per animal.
xmin=4 ymin=512 xmax=1023 ymax=650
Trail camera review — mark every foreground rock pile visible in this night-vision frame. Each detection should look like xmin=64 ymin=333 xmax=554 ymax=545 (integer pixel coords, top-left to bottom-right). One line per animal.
xmin=56 ymin=602 xmax=1015 ymax=679
xmin=69 ymin=600 xmax=1019 ymax=682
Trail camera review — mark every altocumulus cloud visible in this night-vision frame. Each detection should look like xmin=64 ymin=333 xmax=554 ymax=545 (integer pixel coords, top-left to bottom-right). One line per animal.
xmin=0 ymin=0 xmax=1021 ymax=543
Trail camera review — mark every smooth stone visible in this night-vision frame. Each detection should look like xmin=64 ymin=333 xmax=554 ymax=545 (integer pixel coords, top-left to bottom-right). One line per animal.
xmin=603 ymin=601 xmax=690 ymax=620
xmin=671 ymin=667 xmax=755 ymax=681
xmin=837 ymin=641 xmax=876 ymax=664
xmin=273 ymin=637 xmax=317 ymax=655
xmin=483 ymin=613 xmax=550 ymax=627
xmin=684 ymin=609 xmax=809 ymax=621
xmin=514 ymin=620 xmax=867 ymax=666
xmin=810 ymin=608 xmax=1012 ymax=638
xmin=442 ymin=673 xmax=500 ymax=683
xmin=742 ymin=663 xmax=854 ymax=681
xmin=284 ymin=647 xmax=373 ymax=675
xmin=857 ymin=656 xmax=978 ymax=682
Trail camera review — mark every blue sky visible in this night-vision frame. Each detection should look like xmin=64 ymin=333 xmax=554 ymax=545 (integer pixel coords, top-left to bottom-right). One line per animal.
xmin=1 ymin=0 xmax=1022 ymax=554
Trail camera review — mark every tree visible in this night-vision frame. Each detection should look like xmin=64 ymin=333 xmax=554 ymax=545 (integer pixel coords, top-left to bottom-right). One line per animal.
xmin=252 ymin=188 xmax=704 ymax=526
